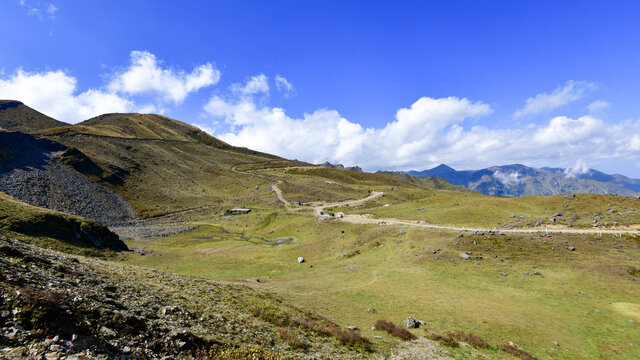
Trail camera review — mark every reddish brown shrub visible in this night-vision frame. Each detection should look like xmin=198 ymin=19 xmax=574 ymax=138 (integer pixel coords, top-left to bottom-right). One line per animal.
xmin=327 ymin=325 xmax=372 ymax=350
xmin=374 ymin=319 xmax=417 ymax=341
xmin=447 ymin=330 xmax=491 ymax=348
xmin=497 ymin=343 xmax=538 ymax=360
xmin=275 ymin=327 xmax=309 ymax=350
xmin=428 ymin=332 xmax=459 ymax=347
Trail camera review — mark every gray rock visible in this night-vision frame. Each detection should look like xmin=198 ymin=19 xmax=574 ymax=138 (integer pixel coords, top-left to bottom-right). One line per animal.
xmin=347 ymin=326 xmax=358 ymax=331
xmin=297 ymin=257 xmax=305 ymax=263
xmin=403 ymin=317 xmax=419 ymax=328
xmin=499 ymin=272 xmax=508 ymax=276
xmin=100 ymin=326 xmax=116 ymax=338
xmin=459 ymin=253 xmax=470 ymax=260
xmin=456 ymin=233 xmax=464 ymax=238
xmin=398 ymin=230 xmax=405 ymax=235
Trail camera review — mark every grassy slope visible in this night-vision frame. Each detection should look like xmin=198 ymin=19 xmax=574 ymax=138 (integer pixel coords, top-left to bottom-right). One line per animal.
xmin=38 ymin=114 xmax=453 ymax=219
xmin=336 ymin=190 xmax=640 ymax=229
xmin=10 ymin=110 xmax=636 ymax=358
xmin=122 ymin=210 xmax=640 ymax=359
xmin=0 ymin=192 xmax=126 ymax=254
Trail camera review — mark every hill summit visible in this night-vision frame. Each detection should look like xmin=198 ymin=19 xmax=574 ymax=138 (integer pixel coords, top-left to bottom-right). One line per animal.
xmin=0 ymin=100 xmax=69 ymax=132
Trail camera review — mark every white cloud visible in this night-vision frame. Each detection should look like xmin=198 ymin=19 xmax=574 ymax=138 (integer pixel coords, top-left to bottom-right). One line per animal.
xmin=564 ymin=159 xmax=589 ymax=178
xmin=205 ymin=93 xmax=493 ymax=168
xmin=203 ymin=88 xmax=640 ymax=172
xmin=107 ymin=51 xmax=220 ymax=104
xmin=0 ymin=69 xmax=133 ymax=123
xmin=0 ymin=51 xmax=215 ymax=123
xmin=587 ymin=100 xmax=610 ymax=114
xmin=515 ymin=81 xmax=595 ymax=117
xmin=275 ymin=75 xmax=295 ymax=97
xmin=229 ymin=74 xmax=269 ymax=97
xmin=493 ymin=170 xmax=520 ymax=185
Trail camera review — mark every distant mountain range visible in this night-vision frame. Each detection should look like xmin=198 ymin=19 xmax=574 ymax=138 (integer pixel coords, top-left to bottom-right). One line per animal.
xmin=406 ymin=164 xmax=640 ymax=197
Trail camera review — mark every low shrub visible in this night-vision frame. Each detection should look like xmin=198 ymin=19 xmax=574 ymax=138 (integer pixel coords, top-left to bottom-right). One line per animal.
xmin=497 ymin=343 xmax=538 ymax=360
xmin=447 ymin=330 xmax=491 ymax=348
xmin=275 ymin=327 xmax=309 ymax=350
xmin=327 ymin=325 xmax=371 ymax=350
xmin=428 ymin=332 xmax=459 ymax=347
xmin=374 ymin=319 xmax=417 ymax=341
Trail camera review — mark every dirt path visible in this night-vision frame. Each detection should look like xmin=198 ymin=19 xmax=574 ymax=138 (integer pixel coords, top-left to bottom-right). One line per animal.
xmin=313 ymin=191 xmax=384 ymax=217
xmin=271 ymin=184 xmax=640 ymax=236
xmin=339 ymin=214 xmax=640 ymax=235
xmin=270 ymin=184 xmax=291 ymax=208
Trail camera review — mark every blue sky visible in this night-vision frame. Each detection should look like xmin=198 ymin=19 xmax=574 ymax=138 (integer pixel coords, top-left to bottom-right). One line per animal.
xmin=2 ymin=1 xmax=640 ymax=177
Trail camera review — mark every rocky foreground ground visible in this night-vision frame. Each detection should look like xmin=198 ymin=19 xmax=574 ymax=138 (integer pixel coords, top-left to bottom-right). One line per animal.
xmin=0 ymin=236 xmax=383 ymax=359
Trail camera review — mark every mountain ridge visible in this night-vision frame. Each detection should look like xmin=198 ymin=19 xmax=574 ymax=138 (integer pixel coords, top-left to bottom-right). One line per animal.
xmin=407 ymin=163 xmax=640 ymax=197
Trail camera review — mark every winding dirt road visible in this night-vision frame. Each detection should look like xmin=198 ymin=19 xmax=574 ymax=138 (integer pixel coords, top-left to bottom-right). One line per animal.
xmin=270 ymin=184 xmax=640 ymax=236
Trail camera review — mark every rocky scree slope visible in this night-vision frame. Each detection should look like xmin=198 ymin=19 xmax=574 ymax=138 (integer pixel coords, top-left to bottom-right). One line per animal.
xmin=0 ymin=236 xmax=372 ymax=359
xmin=0 ymin=132 xmax=136 ymax=227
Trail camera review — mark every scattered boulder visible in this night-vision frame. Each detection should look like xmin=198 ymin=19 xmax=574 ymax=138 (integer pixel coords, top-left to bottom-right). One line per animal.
xmin=99 ymin=326 xmax=117 ymax=338
xmin=402 ymin=317 xmax=425 ymax=329
xmin=297 ymin=257 xmax=305 ymax=263
xmin=459 ymin=253 xmax=470 ymax=260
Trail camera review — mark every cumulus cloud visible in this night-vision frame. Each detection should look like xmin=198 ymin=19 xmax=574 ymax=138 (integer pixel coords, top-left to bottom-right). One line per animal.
xmin=275 ymin=75 xmax=296 ymax=97
xmin=564 ymin=159 xmax=590 ymax=178
xmin=493 ymin=170 xmax=520 ymax=185
xmin=0 ymin=69 xmax=132 ymax=123
xmin=107 ymin=51 xmax=220 ymax=104
xmin=0 ymin=51 xmax=216 ymax=123
xmin=204 ymin=79 xmax=494 ymax=168
xmin=203 ymin=81 xmax=640 ymax=171
xmin=515 ymin=81 xmax=595 ymax=118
